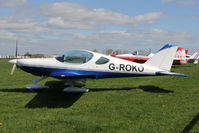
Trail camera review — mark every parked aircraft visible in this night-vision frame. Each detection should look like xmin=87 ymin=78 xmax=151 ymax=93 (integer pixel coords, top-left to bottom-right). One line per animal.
xmin=9 ymin=44 xmax=187 ymax=93
xmin=186 ymin=52 xmax=199 ymax=64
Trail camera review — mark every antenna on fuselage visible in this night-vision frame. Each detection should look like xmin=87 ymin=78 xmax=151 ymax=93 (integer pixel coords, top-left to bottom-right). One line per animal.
xmin=15 ymin=40 xmax=18 ymax=58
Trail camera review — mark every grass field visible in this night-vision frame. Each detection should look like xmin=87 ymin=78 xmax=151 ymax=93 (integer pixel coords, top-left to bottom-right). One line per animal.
xmin=0 ymin=59 xmax=199 ymax=133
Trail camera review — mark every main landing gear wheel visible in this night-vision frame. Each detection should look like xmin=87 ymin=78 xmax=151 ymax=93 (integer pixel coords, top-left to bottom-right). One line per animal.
xmin=63 ymin=80 xmax=89 ymax=93
xmin=26 ymin=76 xmax=49 ymax=92
xmin=63 ymin=87 xmax=89 ymax=93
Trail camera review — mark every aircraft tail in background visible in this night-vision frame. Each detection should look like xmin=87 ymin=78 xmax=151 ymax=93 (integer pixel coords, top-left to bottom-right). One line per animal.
xmin=187 ymin=52 xmax=199 ymax=64
xmin=173 ymin=47 xmax=187 ymax=65
xmin=190 ymin=52 xmax=199 ymax=60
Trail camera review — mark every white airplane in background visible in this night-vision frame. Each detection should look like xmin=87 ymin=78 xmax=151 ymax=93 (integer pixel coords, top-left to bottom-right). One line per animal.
xmin=8 ymin=44 xmax=187 ymax=93
xmin=186 ymin=52 xmax=199 ymax=64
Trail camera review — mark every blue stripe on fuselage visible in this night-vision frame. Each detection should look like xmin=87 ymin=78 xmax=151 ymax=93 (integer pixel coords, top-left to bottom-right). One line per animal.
xmin=19 ymin=66 xmax=149 ymax=79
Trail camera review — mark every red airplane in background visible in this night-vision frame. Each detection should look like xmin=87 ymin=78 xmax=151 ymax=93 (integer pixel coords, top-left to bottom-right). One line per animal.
xmin=112 ymin=45 xmax=188 ymax=65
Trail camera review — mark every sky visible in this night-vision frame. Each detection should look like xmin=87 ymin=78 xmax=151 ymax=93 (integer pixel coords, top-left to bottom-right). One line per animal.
xmin=0 ymin=0 xmax=198 ymax=55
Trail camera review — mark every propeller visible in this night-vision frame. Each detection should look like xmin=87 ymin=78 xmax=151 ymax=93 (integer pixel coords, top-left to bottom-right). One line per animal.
xmin=9 ymin=40 xmax=18 ymax=77
xmin=9 ymin=59 xmax=17 ymax=77
xmin=10 ymin=63 xmax=16 ymax=77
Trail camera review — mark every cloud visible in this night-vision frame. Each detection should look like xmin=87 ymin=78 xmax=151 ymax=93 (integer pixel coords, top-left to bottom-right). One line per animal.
xmin=0 ymin=28 xmax=196 ymax=55
xmin=41 ymin=2 xmax=166 ymax=30
xmin=42 ymin=29 xmax=195 ymax=52
xmin=0 ymin=0 xmax=27 ymax=8
xmin=46 ymin=17 xmax=93 ymax=30
xmin=80 ymin=29 xmax=195 ymax=46
xmin=0 ymin=16 xmax=49 ymax=33
xmin=136 ymin=28 xmax=196 ymax=44
xmin=0 ymin=1 xmax=165 ymax=48
xmin=0 ymin=30 xmax=17 ymax=40
xmin=132 ymin=12 xmax=167 ymax=25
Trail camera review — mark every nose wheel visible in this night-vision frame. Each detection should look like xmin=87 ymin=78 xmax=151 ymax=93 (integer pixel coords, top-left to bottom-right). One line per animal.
xmin=26 ymin=76 xmax=49 ymax=92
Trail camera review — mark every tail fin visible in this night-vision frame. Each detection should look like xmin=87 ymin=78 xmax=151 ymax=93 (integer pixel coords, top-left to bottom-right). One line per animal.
xmin=173 ymin=47 xmax=187 ymax=65
xmin=175 ymin=47 xmax=186 ymax=61
xmin=144 ymin=44 xmax=178 ymax=71
xmin=190 ymin=52 xmax=199 ymax=59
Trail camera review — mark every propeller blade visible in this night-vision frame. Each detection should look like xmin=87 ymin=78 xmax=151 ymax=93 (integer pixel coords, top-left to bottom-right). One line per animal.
xmin=9 ymin=40 xmax=19 ymax=77
xmin=10 ymin=63 xmax=16 ymax=77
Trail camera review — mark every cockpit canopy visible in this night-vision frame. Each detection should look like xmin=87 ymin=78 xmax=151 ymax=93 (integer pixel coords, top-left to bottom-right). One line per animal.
xmin=56 ymin=50 xmax=93 ymax=64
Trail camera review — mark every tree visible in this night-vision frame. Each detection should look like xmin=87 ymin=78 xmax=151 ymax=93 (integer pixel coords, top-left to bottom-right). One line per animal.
xmin=24 ymin=52 xmax=32 ymax=57
xmin=105 ymin=49 xmax=113 ymax=55
xmin=92 ymin=49 xmax=98 ymax=53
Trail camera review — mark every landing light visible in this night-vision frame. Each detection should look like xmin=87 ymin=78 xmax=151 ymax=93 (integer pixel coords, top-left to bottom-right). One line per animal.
xmin=61 ymin=75 xmax=65 ymax=77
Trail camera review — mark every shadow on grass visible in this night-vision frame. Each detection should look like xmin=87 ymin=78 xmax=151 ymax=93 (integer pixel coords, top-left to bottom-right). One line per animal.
xmin=0 ymin=88 xmax=29 ymax=93
xmin=0 ymin=81 xmax=173 ymax=108
xmin=89 ymin=87 xmax=136 ymax=92
xmin=181 ymin=113 xmax=199 ymax=133
xmin=0 ymin=81 xmax=82 ymax=109
xmin=25 ymin=81 xmax=82 ymax=108
xmin=25 ymin=92 xmax=82 ymax=108
xmin=138 ymin=85 xmax=174 ymax=93
xmin=89 ymin=85 xmax=173 ymax=93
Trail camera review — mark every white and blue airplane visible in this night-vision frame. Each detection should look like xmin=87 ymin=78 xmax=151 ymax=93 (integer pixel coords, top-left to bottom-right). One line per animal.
xmin=9 ymin=44 xmax=187 ymax=93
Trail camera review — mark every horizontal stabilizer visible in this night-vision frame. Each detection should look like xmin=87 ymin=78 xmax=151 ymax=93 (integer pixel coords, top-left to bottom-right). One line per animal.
xmin=156 ymin=71 xmax=189 ymax=77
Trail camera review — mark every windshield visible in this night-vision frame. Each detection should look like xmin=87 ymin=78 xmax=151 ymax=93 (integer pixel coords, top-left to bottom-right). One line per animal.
xmin=56 ymin=50 xmax=93 ymax=64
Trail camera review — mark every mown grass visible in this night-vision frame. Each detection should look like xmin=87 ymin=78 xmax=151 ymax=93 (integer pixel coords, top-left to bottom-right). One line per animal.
xmin=0 ymin=59 xmax=199 ymax=133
